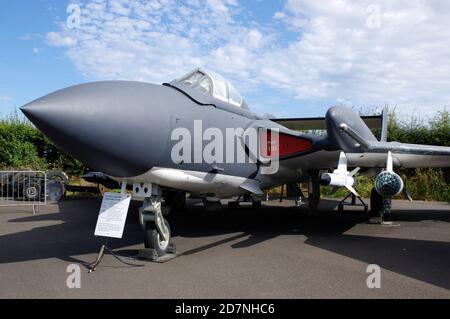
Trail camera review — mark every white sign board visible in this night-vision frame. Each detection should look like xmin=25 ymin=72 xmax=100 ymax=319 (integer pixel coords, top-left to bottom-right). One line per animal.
xmin=94 ymin=192 xmax=131 ymax=239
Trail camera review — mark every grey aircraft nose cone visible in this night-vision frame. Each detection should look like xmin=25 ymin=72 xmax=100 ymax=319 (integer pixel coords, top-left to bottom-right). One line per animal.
xmin=21 ymin=81 xmax=172 ymax=177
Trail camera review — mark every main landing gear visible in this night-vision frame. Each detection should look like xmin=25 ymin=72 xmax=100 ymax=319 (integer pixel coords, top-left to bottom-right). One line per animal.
xmin=227 ymin=194 xmax=262 ymax=210
xmin=308 ymin=171 xmax=321 ymax=212
xmin=369 ymin=187 xmax=393 ymax=224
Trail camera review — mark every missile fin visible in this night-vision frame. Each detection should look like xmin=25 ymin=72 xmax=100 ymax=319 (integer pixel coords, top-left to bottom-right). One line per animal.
xmin=345 ymin=185 xmax=360 ymax=197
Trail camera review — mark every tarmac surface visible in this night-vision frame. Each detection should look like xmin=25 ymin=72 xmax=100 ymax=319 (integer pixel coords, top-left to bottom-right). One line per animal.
xmin=0 ymin=197 xmax=449 ymax=299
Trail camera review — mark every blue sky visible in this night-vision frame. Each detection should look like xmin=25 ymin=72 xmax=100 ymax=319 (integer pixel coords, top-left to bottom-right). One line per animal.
xmin=0 ymin=1 xmax=83 ymax=116
xmin=1 ymin=0 xmax=449 ymax=119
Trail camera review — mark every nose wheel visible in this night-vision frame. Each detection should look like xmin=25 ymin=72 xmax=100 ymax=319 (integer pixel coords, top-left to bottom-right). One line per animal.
xmin=138 ymin=184 xmax=174 ymax=258
xmin=144 ymin=219 xmax=171 ymax=256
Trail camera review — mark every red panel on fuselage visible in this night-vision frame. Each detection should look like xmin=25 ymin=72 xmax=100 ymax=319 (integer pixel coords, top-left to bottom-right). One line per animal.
xmin=260 ymin=130 xmax=313 ymax=158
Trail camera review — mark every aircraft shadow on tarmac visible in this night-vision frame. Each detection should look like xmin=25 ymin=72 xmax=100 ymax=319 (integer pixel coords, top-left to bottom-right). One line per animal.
xmin=0 ymin=199 xmax=145 ymax=267
xmin=1 ymin=198 xmax=449 ymax=290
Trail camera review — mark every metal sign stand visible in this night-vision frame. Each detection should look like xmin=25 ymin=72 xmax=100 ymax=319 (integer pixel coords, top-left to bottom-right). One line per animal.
xmin=88 ymin=239 xmax=107 ymax=273
xmin=89 ymin=182 xmax=144 ymax=273
xmin=88 ymin=238 xmax=144 ymax=273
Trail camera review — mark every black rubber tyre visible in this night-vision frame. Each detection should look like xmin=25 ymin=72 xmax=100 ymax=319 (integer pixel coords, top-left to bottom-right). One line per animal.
xmin=144 ymin=219 xmax=171 ymax=257
xmin=308 ymin=194 xmax=320 ymax=212
xmin=228 ymin=201 xmax=240 ymax=209
xmin=252 ymin=201 xmax=262 ymax=210
xmin=173 ymin=192 xmax=186 ymax=211
xmin=46 ymin=180 xmax=65 ymax=203
xmin=24 ymin=180 xmax=41 ymax=201
xmin=370 ymin=188 xmax=383 ymax=218
xmin=165 ymin=191 xmax=186 ymax=211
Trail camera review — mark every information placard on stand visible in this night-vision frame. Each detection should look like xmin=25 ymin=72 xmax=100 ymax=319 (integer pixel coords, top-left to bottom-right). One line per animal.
xmin=94 ymin=192 xmax=131 ymax=239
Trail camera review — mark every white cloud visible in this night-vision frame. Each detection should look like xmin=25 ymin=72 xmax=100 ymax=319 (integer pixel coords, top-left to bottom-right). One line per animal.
xmin=45 ymin=0 xmax=450 ymax=117
xmin=273 ymin=12 xmax=286 ymax=20
xmin=45 ymin=0 xmax=269 ymax=86
xmin=260 ymin=0 xmax=450 ymax=117
xmin=207 ymin=0 xmax=237 ymax=13
xmin=33 ymin=47 xmax=40 ymax=54
xmin=46 ymin=32 xmax=78 ymax=47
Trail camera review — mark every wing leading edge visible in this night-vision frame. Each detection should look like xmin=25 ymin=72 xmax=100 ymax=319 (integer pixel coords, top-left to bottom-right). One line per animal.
xmin=346 ymin=143 xmax=450 ymax=168
xmin=271 ymin=114 xmax=383 ymax=131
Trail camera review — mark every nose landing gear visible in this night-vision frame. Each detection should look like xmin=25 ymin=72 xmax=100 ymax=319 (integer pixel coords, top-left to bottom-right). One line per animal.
xmin=137 ymin=184 xmax=176 ymax=259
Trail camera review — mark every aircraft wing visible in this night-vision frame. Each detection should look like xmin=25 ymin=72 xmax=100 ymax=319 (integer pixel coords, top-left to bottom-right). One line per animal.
xmin=271 ymin=114 xmax=383 ymax=131
xmin=346 ymin=142 xmax=450 ymax=168
xmin=337 ymin=121 xmax=450 ymax=168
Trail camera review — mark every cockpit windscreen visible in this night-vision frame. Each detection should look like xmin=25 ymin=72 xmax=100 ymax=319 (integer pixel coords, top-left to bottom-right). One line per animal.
xmin=179 ymin=69 xmax=245 ymax=108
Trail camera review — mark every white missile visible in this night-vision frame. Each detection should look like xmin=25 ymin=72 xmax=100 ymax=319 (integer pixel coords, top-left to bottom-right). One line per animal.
xmin=320 ymin=152 xmax=360 ymax=196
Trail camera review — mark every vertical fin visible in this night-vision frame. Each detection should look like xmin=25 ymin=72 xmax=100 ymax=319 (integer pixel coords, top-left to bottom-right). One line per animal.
xmin=380 ymin=107 xmax=389 ymax=142
xmin=336 ymin=151 xmax=348 ymax=174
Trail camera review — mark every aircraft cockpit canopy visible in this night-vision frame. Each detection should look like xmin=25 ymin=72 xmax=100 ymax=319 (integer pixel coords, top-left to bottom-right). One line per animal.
xmin=178 ymin=68 xmax=246 ymax=108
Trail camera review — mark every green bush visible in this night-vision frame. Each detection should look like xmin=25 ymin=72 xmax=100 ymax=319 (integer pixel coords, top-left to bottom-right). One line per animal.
xmin=0 ymin=112 xmax=86 ymax=176
xmin=389 ymin=110 xmax=449 ymax=202
xmin=387 ymin=110 xmax=449 ymax=146
xmin=0 ymin=113 xmax=46 ymax=170
xmin=402 ymin=168 xmax=449 ymax=202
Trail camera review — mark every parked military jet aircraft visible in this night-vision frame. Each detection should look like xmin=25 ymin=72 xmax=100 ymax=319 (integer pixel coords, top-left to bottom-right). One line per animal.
xmin=21 ymin=68 xmax=450 ymax=257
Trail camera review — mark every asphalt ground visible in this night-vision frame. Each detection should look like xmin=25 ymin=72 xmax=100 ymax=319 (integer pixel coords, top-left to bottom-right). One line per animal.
xmin=0 ymin=197 xmax=449 ymax=298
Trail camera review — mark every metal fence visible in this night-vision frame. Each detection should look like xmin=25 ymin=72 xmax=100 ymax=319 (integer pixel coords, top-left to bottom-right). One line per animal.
xmin=0 ymin=171 xmax=47 ymax=214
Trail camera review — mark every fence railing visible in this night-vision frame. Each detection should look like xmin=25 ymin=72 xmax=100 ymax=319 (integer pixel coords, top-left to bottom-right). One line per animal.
xmin=0 ymin=171 xmax=47 ymax=214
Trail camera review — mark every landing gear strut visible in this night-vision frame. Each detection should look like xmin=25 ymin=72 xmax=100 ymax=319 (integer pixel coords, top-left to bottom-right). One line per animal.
xmin=138 ymin=185 xmax=173 ymax=257
xmin=308 ymin=171 xmax=321 ymax=211
xmin=369 ymin=188 xmax=392 ymax=224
